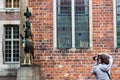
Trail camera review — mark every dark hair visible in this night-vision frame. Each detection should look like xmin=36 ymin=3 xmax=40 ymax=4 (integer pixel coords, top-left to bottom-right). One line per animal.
xmin=99 ymin=54 xmax=109 ymax=64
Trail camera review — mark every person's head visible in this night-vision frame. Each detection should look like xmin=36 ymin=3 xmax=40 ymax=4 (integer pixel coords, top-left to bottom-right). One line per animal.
xmin=99 ymin=54 xmax=109 ymax=64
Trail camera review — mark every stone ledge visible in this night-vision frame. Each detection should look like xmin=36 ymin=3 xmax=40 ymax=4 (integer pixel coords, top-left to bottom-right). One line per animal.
xmin=0 ymin=76 xmax=16 ymax=80
xmin=17 ymin=65 xmax=40 ymax=80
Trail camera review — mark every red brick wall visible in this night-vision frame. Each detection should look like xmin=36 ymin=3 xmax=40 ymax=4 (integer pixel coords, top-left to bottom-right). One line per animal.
xmin=0 ymin=12 xmax=20 ymax=20
xmin=92 ymin=0 xmax=114 ymax=51
xmin=29 ymin=0 xmax=120 ymax=80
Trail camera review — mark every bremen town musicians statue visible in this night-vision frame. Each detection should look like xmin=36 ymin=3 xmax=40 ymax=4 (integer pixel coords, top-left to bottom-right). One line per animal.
xmin=20 ymin=7 xmax=34 ymax=65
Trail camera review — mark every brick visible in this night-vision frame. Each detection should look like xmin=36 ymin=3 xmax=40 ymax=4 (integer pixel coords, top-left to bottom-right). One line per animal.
xmin=27 ymin=0 xmax=120 ymax=80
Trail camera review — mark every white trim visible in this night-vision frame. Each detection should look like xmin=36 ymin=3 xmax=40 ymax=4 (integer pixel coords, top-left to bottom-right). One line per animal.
xmin=113 ymin=0 xmax=117 ymax=48
xmin=89 ymin=0 xmax=93 ymax=48
xmin=11 ymin=27 xmax=14 ymax=62
xmin=72 ymin=0 xmax=75 ymax=48
xmin=5 ymin=39 xmax=19 ymax=41
xmin=53 ymin=0 xmax=57 ymax=49
xmin=12 ymin=0 xmax=14 ymax=8
xmin=3 ymin=20 xmax=20 ymax=24
xmin=0 ymin=8 xmax=20 ymax=12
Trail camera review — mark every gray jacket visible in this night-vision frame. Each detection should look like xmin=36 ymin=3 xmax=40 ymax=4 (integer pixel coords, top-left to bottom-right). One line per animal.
xmin=91 ymin=54 xmax=113 ymax=80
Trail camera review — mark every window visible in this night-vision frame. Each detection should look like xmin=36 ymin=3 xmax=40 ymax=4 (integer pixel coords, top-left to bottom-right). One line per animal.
xmin=55 ymin=0 xmax=89 ymax=49
xmin=5 ymin=0 xmax=19 ymax=8
xmin=4 ymin=25 xmax=19 ymax=63
xmin=116 ymin=0 xmax=120 ymax=47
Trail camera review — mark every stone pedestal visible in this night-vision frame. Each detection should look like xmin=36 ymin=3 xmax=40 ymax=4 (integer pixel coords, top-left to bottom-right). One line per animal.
xmin=17 ymin=65 xmax=40 ymax=80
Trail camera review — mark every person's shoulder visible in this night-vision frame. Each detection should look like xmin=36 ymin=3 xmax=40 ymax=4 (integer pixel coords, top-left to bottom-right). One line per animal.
xmin=93 ymin=65 xmax=99 ymax=69
xmin=98 ymin=63 xmax=106 ymax=66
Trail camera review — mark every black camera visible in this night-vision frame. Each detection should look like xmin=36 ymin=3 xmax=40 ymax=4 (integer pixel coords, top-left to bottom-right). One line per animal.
xmin=93 ymin=55 xmax=100 ymax=61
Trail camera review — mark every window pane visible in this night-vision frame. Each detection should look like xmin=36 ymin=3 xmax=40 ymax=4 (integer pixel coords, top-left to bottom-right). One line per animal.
xmin=57 ymin=0 xmax=71 ymax=15
xmin=13 ymin=26 xmax=19 ymax=39
xmin=5 ymin=41 xmax=11 ymax=62
xmin=13 ymin=41 xmax=19 ymax=61
xmin=75 ymin=0 xmax=89 ymax=14
xmin=117 ymin=0 xmax=120 ymax=47
xmin=6 ymin=0 xmax=12 ymax=8
xmin=75 ymin=0 xmax=89 ymax=48
xmin=57 ymin=0 xmax=72 ymax=49
xmin=13 ymin=0 xmax=19 ymax=8
xmin=5 ymin=27 xmax=11 ymax=39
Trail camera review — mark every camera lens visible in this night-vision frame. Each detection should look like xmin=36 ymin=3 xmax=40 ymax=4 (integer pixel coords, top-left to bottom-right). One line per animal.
xmin=93 ymin=56 xmax=97 ymax=61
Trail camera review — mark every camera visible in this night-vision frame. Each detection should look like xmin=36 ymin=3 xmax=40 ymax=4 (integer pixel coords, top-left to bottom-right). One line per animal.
xmin=93 ymin=55 xmax=100 ymax=61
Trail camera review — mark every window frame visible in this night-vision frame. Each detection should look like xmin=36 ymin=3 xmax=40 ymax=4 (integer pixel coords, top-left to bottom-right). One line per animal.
xmin=114 ymin=0 xmax=119 ymax=48
xmin=3 ymin=25 xmax=20 ymax=63
xmin=53 ymin=0 xmax=92 ymax=50
xmin=5 ymin=0 xmax=20 ymax=9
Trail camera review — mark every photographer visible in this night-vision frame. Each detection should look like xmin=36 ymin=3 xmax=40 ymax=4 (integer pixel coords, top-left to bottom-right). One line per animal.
xmin=91 ymin=53 xmax=113 ymax=80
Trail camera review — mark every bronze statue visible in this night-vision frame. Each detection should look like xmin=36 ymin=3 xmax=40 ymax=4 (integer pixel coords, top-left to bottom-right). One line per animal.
xmin=20 ymin=7 xmax=34 ymax=65
xmin=24 ymin=7 xmax=31 ymax=19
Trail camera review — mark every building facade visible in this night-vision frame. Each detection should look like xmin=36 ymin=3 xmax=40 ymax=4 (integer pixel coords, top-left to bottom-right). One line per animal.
xmin=28 ymin=0 xmax=120 ymax=80
xmin=0 ymin=0 xmax=120 ymax=80
xmin=0 ymin=0 xmax=20 ymax=76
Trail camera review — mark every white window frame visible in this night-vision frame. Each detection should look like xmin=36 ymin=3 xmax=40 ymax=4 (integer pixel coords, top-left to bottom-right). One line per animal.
xmin=113 ymin=0 xmax=117 ymax=48
xmin=4 ymin=25 xmax=20 ymax=63
xmin=5 ymin=0 xmax=20 ymax=9
xmin=53 ymin=0 xmax=92 ymax=49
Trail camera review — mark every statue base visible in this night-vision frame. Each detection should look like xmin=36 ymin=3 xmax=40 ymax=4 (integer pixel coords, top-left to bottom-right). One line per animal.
xmin=17 ymin=65 xmax=40 ymax=80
